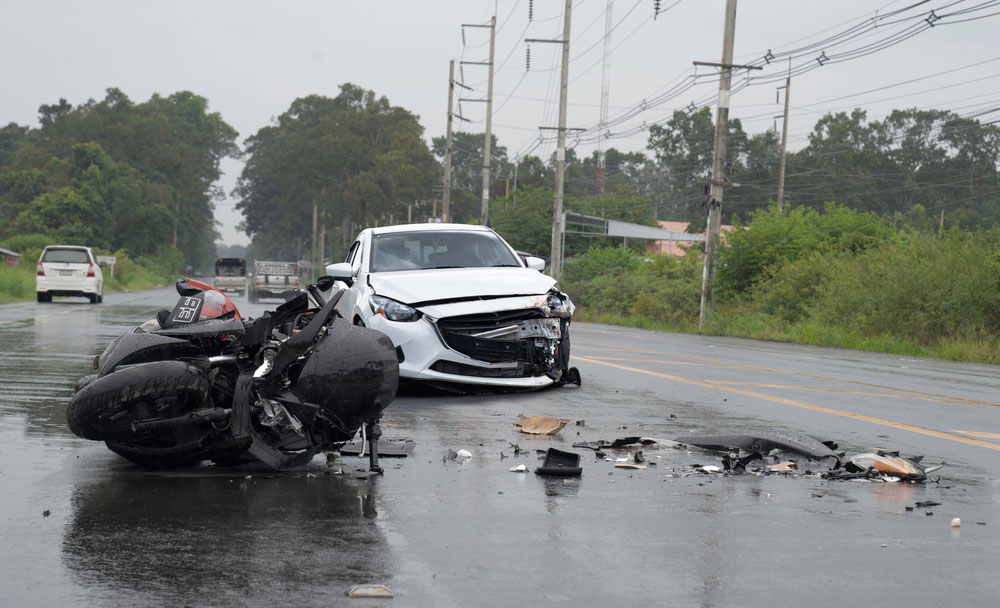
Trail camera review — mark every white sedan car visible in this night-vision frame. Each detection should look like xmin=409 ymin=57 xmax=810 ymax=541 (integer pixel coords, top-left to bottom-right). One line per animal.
xmin=325 ymin=224 xmax=577 ymax=390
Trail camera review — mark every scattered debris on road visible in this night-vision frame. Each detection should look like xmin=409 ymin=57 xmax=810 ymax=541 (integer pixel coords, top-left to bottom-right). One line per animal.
xmin=347 ymin=584 xmax=393 ymax=598
xmin=535 ymin=448 xmax=582 ymax=476
xmin=341 ymin=438 xmax=416 ymax=458
xmin=514 ymin=414 xmax=571 ymax=435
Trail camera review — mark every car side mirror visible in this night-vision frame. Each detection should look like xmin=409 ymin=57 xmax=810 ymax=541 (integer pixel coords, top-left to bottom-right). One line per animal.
xmin=325 ymin=262 xmax=354 ymax=286
xmin=525 ymin=256 xmax=545 ymax=272
xmin=315 ymin=275 xmax=335 ymax=291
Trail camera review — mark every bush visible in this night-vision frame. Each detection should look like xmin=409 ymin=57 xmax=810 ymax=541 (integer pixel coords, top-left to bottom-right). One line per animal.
xmin=0 ymin=265 xmax=35 ymax=303
xmin=717 ymin=202 xmax=895 ymax=297
xmin=809 ymin=230 xmax=1000 ymax=343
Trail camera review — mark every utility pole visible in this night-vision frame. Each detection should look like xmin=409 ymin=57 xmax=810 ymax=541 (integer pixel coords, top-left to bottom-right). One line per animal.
xmin=776 ymin=60 xmax=791 ymax=212
xmin=552 ymin=1 xmax=572 ymax=279
xmin=459 ymin=20 xmax=496 ymax=226
xmin=528 ymin=2 xmax=578 ymax=278
xmin=597 ymin=0 xmax=613 ymax=195
xmin=443 ymin=60 xmax=455 ymax=223
xmin=481 ymin=17 xmax=497 ymax=226
xmin=311 ymin=200 xmax=318 ymax=281
xmin=698 ymin=0 xmax=759 ymax=329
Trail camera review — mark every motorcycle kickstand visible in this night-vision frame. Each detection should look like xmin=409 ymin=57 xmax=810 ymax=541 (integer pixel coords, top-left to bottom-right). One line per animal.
xmin=365 ymin=419 xmax=383 ymax=474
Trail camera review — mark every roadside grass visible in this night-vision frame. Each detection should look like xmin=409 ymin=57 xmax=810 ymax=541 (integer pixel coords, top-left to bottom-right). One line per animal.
xmin=0 ymin=265 xmax=35 ymax=304
xmin=0 ymin=257 xmax=170 ymax=304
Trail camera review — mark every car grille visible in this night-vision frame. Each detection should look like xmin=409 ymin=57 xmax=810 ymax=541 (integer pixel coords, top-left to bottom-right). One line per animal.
xmin=435 ymin=309 xmax=544 ymax=363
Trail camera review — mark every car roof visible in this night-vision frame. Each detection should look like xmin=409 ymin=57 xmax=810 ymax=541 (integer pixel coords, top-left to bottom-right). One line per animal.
xmin=42 ymin=245 xmax=93 ymax=251
xmin=367 ymin=223 xmax=493 ymax=236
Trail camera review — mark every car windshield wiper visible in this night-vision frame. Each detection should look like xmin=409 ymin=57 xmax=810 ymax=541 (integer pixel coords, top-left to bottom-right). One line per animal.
xmin=490 ymin=264 xmax=520 ymax=267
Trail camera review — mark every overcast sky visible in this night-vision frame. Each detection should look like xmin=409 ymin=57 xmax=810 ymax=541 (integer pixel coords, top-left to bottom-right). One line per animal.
xmin=3 ymin=1 xmax=998 ymax=246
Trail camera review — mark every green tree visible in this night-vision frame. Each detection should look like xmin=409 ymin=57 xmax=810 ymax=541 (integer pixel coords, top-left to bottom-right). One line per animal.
xmin=236 ymin=84 xmax=439 ymax=260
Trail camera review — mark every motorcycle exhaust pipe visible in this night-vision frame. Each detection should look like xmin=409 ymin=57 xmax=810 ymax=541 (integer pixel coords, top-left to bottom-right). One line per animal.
xmin=131 ymin=408 xmax=230 ymax=433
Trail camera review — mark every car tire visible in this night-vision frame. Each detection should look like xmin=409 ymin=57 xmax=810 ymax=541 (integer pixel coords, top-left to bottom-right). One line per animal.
xmin=89 ymin=293 xmax=99 ymax=304
xmin=66 ymin=360 xmax=210 ymax=441
xmin=37 ymin=292 xmax=51 ymax=303
xmin=354 ymin=317 xmax=366 ymax=327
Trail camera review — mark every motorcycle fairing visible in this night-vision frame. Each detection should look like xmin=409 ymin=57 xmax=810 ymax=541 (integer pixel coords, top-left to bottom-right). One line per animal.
xmin=97 ymin=332 xmax=203 ymax=377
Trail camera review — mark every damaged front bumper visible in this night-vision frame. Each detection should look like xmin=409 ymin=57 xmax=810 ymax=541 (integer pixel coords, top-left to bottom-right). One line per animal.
xmin=369 ymin=291 xmax=574 ymax=388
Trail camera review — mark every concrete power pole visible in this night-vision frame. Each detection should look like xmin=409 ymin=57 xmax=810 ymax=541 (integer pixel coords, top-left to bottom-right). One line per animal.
xmin=776 ymin=69 xmax=791 ymax=212
xmin=443 ymin=60 xmax=455 ymax=223
xmin=597 ymin=0 xmax=613 ymax=196
xmin=698 ymin=0 xmax=740 ymax=329
xmin=550 ymin=0 xmax=573 ymax=280
xmin=480 ymin=16 xmax=497 ymax=226
xmin=311 ymin=200 xmax=318 ymax=281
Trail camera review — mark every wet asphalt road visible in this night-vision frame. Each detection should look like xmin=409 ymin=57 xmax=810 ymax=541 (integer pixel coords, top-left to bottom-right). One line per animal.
xmin=1 ymin=288 xmax=998 ymax=607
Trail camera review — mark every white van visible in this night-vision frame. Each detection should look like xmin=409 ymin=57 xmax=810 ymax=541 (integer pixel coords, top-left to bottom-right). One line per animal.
xmin=36 ymin=245 xmax=104 ymax=304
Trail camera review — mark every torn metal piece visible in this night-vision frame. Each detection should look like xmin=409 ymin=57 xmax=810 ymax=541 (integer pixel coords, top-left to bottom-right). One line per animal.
xmin=514 ymin=413 xmax=571 ymax=435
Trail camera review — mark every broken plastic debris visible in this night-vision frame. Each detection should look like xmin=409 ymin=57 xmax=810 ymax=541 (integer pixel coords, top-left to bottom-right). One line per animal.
xmin=514 ymin=414 xmax=571 ymax=435
xmin=615 ymin=463 xmax=647 ymax=470
xmin=768 ymin=461 xmax=799 ymax=472
xmin=677 ymin=431 xmax=841 ymax=463
xmin=951 ymin=518 xmax=961 ymax=527
xmin=347 ymin=584 xmax=393 ymax=598
xmin=510 ymin=464 xmax=528 ymax=472
xmin=535 ymin=448 xmax=582 ymax=476
xmin=848 ymin=452 xmax=929 ymax=481
xmin=456 ymin=449 xmax=472 ymax=460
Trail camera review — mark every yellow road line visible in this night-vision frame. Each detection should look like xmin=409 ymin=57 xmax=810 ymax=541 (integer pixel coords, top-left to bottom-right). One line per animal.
xmin=702 ymin=380 xmax=987 ymax=406
xmin=951 ymin=430 xmax=1000 ymax=440
xmin=574 ymin=354 xmax=1000 ymax=452
xmin=575 ymin=344 xmax=1000 ymax=407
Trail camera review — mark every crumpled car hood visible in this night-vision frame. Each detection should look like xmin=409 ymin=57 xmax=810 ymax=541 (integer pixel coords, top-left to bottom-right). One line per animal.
xmin=369 ymin=268 xmax=556 ymax=305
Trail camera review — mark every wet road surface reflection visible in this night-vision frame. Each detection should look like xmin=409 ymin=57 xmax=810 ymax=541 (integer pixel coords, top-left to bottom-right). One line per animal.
xmin=2 ymin=290 xmax=999 ymax=606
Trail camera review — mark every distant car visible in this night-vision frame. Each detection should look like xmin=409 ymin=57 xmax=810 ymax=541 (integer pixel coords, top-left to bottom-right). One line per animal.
xmin=213 ymin=257 xmax=247 ymax=296
xmin=325 ymin=223 xmax=575 ymax=390
xmin=249 ymin=260 xmax=299 ymax=302
xmin=36 ymin=245 xmax=104 ymax=304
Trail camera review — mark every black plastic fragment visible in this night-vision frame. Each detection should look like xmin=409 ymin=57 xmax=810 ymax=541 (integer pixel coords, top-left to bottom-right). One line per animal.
xmin=535 ymin=448 xmax=582 ymax=477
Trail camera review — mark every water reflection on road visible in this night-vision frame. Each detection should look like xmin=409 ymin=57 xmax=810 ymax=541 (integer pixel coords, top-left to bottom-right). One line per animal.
xmin=2 ymin=290 xmax=999 ymax=607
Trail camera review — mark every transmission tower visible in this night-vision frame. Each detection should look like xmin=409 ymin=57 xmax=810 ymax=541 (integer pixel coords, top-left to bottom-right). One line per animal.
xmin=597 ymin=0 xmax=613 ymax=195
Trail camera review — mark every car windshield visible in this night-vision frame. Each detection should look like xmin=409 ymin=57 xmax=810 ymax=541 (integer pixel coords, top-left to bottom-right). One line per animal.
xmin=371 ymin=230 xmax=521 ymax=272
xmin=42 ymin=248 xmax=89 ymax=264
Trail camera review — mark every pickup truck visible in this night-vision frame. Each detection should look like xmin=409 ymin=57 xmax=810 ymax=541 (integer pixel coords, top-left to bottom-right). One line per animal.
xmin=249 ymin=260 xmax=299 ymax=302
xmin=214 ymin=257 xmax=247 ymax=296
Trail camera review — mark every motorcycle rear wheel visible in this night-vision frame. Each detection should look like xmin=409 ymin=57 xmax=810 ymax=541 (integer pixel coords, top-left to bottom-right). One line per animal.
xmin=67 ymin=360 xmax=210 ymax=441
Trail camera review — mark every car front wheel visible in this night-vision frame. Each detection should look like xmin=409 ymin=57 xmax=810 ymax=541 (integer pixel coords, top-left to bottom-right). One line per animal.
xmin=37 ymin=292 xmax=51 ymax=303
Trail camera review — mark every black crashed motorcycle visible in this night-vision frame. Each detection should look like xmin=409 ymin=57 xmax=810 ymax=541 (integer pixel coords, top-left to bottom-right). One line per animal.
xmin=66 ymin=277 xmax=398 ymax=471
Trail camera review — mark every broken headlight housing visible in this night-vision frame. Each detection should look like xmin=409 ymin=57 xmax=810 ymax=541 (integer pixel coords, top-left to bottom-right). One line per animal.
xmin=370 ymin=295 xmax=422 ymax=322
xmin=545 ymin=289 xmax=573 ymax=317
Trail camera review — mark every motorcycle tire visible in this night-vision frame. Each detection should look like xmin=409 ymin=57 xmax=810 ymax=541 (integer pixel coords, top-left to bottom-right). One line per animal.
xmin=67 ymin=360 xmax=210 ymax=441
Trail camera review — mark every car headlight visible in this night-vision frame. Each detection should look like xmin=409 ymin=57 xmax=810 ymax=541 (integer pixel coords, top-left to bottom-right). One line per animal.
xmin=370 ymin=295 xmax=422 ymax=322
xmin=545 ymin=290 xmax=574 ymax=316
